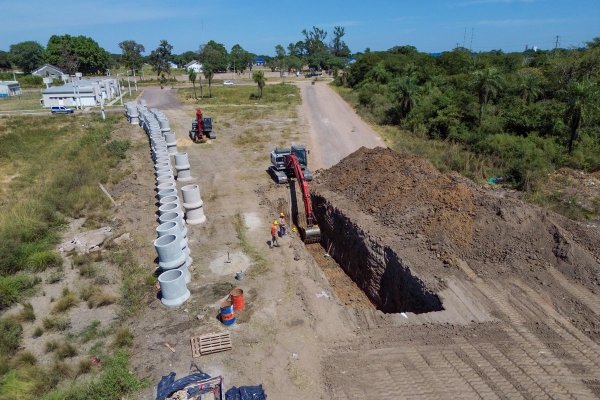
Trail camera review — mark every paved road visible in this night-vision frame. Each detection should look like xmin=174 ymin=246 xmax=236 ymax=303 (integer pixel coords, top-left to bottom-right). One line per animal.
xmin=298 ymin=81 xmax=385 ymax=170
xmin=140 ymin=87 xmax=182 ymax=110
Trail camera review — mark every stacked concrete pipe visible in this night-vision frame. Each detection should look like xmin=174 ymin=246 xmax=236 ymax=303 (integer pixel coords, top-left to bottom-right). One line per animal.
xmin=181 ymin=184 xmax=206 ymax=225
xmin=156 ymin=221 xmax=192 ymax=282
xmin=174 ymin=152 xmax=193 ymax=182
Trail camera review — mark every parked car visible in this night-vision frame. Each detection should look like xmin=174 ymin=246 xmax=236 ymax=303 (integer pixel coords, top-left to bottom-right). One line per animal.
xmin=223 ymin=80 xmax=235 ymax=86
xmin=50 ymin=106 xmax=74 ymax=114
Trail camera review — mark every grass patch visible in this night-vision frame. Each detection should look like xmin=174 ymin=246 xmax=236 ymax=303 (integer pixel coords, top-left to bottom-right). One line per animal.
xmin=0 ymin=274 xmax=38 ymax=310
xmin=110 ymin=249 xmax=153 ymax=319
xmin=112 ymin=327 xmax=134 ymax=348
xmin=55 ymin=342 xmax=77 ymax=360
xmin=79 ymin=285 xmax=117 ymax=308
xmin=78 ymin=320 xmax=104 ymax=343
xmin=32 ymin=326 xmax=44 ymax=338
xmin=42 ymin=351 xmax=145 ymax=400
xmin=233 ymin=212 xmax=268 ymax=276
xmin=51 ymin=288 xmax=79 ymax=314
xmin=16 ymin=302 xmax=35 ymax=322
xmin=0 ymin=318 xmax=23 ymax=357
xmin=0 ymin=91 xmax=43 ymax=111
xmin=42 ymin=315 xmax=70 ymax=332
xmin=177 ymin=83 xmax=300 ymax=108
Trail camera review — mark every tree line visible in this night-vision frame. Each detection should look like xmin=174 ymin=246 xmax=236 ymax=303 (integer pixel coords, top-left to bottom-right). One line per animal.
xmin=336 ymin=41 xmax=600 ymax=190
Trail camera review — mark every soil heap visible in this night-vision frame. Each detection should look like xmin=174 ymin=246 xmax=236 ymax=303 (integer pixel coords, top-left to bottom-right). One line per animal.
xmin=312 ymin=147 xmax=600 ymax=333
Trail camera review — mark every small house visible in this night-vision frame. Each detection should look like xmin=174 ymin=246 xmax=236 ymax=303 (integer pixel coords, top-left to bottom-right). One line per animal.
xmin=41 ymin=78 xmax=118 ymax=108
xmin=185 ymin=60 xmax=203 ymax=73
xmin=254 ymin=57 xmax=266 ymax=67
xmin=32 ymin=64 xmax=65 ymax=79
xmin=0 ymin=81 xmax=21 ymax=97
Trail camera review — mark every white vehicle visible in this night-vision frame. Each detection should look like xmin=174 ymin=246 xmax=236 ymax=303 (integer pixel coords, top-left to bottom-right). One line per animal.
xmin=223 ymin=80 xmax=235 ymax=86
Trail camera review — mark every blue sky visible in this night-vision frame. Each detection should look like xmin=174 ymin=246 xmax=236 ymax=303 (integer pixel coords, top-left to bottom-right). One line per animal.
xmin=1 ymin=0 xmax=598 ymax=55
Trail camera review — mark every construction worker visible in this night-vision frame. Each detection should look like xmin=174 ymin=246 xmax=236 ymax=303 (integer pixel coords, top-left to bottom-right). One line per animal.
xmin=270 ymin=220 xmax=279 ymax=248
xmin=279 ymin=212 xmax=287 ymax=236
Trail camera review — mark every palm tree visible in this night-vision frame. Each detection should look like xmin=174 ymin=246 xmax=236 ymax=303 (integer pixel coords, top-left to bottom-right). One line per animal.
xmin=517 ymin=73 xmax=543 ymax=104
xmin=188 ymin=69 xmax=197 ymax=100
xmin=564 ymin=80 xmax=598 ymax=153
xmin=390 ymin=77 xmax=418 ymax=119
xmin=253 ymin=70 xmax=266 ymax=98
xmin=472 ymin=67 xmax=503 ymax=125
xmin=204 ymin=68 xmax=214 ymax=98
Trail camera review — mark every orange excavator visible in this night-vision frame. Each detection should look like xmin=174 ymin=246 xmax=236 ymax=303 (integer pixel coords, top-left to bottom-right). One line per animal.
xmin=189 ymin=107 xmax=216 ymax=143
xmin=284 ymin=152 xmax=321 ymax=244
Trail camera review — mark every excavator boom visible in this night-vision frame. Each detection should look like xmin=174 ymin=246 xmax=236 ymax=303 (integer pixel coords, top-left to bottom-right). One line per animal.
xmin=286 ymin=154 xmax=321 ymax=243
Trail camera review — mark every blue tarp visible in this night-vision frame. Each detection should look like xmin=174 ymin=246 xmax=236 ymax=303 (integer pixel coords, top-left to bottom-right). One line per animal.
xmin=225 ymin=385 xmax=266 ymax=400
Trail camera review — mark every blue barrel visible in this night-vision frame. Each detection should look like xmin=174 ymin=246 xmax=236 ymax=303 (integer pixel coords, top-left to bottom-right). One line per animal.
xmin=220 ymin=301 xmax=236 ymax=326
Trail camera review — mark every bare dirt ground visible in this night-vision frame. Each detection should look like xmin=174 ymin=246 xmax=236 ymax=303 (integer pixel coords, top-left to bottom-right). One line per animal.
xmin=113 ymin=82 xmax=600 ymax=399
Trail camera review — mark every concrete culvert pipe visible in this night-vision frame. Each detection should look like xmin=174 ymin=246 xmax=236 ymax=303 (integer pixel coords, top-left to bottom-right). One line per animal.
xmin=154 ymin=161 xmax=171 ymax=173
xmin=156 ymin=221 xmax=190 ymax=257
xmin=157 ymin=175 xmax=175 ymax=185
xmin=154 ymin=234 xmax=186 ymax=270
xmin=158 ymin=269 xmax=190 ymax=308
xmin=165 ymin=133 xmax=177 ymax=155
xmin=159 ymin=195 xmax=180 ymax=207
xmin=174 ymin=152 xmax=193 ymax=182
xmin=158 ymin=211 xmax=188 ymax=238
xmin=156 ymin=181 xmax=176 ymax=193
xmin=176 ymin=263 xmax=191 ymax=284
xmin=159 ymin=202 xmax=183 ymax=216
xmin=181 ymin=184 xmax=206 ymax=225
xmin=156 ymin=170 xmax=174 ymax=179
xmin=157 ymin=188 xmax=177 ymax=200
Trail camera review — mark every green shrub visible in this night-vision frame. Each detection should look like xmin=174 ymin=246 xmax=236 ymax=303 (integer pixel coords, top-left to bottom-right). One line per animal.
xmin=105 ymin=139 xmax=130 ymax=160
xmin=25 ymin=250 xmax=62 ymax=272
xmin=0 ymin=274 xmax=37 ymax=310
xmin=0 ymin=318 xmax=23 ymax=357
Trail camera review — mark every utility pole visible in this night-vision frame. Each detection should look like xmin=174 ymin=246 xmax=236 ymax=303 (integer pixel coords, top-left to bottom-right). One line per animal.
xmin=133 ymin=69 xmax=138 ymax=91
xmin=469 ymin=28 xmax=474 ymax=52
xmin=127 ymin=72 xmax=131 ymax=96
xmin=554 ymin=35 xmax=560 ymax=49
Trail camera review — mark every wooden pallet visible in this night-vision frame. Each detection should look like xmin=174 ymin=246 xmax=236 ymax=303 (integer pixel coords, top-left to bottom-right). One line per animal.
xmin=191 ymin=332 xmax=232 ymax=357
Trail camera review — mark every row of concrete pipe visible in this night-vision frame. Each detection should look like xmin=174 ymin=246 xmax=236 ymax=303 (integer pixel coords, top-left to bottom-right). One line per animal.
xmin=124 ymin=101 xmax=207 ymax=307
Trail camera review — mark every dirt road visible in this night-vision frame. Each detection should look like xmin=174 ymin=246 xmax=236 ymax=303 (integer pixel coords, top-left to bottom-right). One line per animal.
xmin=297 ymin=81 xmax=385 ymax=169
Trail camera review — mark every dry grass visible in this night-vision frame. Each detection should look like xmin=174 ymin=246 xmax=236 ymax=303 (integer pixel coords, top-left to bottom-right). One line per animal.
xmin=42 ymin=315 xmax=70 ymax=331
xmin=51 ymin=288 xmax=79 ymax=313
xmin=79 ymin=285 xmax=117 ymax=308
xmin=16 ymin=302 xmax=35 ymax=322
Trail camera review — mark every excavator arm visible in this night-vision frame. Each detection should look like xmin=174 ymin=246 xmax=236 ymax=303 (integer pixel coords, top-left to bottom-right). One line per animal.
xmin=285 ymin=154 xmax=320 ymax=243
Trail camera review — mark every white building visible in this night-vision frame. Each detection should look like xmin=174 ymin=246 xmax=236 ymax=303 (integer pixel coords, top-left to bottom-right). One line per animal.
xmin=32 ymin=64 xmax=65 ymax=79
xmin=41 ymin=78 xmax=119 ymax=108
xmin=185 ymin=60 xmax=203 ymax=73
xmin=0 ymin=81 xmax=21 ymax=97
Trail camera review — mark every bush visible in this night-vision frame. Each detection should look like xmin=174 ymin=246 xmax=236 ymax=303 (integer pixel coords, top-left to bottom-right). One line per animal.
xmin=0 ymin=274 xmax=37 ymax=310
xmin=25 ymin=250 xmax=62 ymax=272
xmin=0 ymin=318 xmax=23 ymax=357
xmin=105 ymin=139 xmax=130 ymax=160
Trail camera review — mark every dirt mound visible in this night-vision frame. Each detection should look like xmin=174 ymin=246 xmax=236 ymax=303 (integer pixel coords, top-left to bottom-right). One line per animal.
xmin=313 ymin=147 xmax=600 ymax=293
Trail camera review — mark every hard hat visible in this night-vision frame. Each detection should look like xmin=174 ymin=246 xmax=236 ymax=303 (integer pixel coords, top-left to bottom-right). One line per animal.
xmin=280 ymin=212 xmax=285 ymax=217
xmin=274 ymin=220 xmax=278 ymax=225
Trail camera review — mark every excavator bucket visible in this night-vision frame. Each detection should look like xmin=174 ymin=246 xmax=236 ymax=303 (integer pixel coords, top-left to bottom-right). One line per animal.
xmin=301 ymin=225 xmax=321 ymax=244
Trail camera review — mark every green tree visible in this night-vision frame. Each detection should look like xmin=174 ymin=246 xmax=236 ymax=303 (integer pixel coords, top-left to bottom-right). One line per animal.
xmin=204 ymin=69 xmax=214 ymax=97
xmin=230 ymin=44 xmax=252 ymax=73
xmin=564 ymin=80 xmax=598 ymax=153
xmin=331 ymin=26 xmax=350 ymax=58
xmin=148 ymin=40 xmax=173 ymax=78
xmin=46 ymin=35 xmax=109 ymax=75
xmin=389 ymin=77 xmax=419 ymax=122
xmin=0 ymin=50 xmax=11 ymax=69
xmin=8 ymin=41 xmax=45 ymax=74
xmin=188 ymin=69 xmax=198 ymax=100
xmin=472 ymin=67 xmax=503 ymax=125
xmin=253 ymin=70 xmax=266 ymax=98
xmin=275 ymin=44 xmax=286 ymax=76
xmin=302 ymin=26 xmax=328 ymax=56
xmin=199 ymin=40 xmax=229 ymax=72
xmin=179 ymin=51 xmax=197 ymax=65
xmin=119 ymin=40 xmax=145 ymax=74
xmin=516 ymin=73 xmax=543 ymax=104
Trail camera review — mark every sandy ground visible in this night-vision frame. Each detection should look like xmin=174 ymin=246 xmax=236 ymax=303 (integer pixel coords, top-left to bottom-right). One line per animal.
xmin=113 ymin=82 xmax=600 ymax=399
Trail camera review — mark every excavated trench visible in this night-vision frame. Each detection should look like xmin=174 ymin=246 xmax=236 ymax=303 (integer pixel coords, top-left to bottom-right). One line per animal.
xmin=312 ymin=193 xmax=443 ymax=314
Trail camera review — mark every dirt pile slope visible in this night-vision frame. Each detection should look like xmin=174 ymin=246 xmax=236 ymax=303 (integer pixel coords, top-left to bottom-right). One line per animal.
xmin=312 ymin=147 xmax=600 ymax=295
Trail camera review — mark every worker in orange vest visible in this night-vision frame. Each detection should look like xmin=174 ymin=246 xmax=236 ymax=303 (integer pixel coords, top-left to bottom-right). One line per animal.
xmin=270 ymin=220 xmax=279 ymax=248
xmin=279 ymin=212 xmax=287 ymax=236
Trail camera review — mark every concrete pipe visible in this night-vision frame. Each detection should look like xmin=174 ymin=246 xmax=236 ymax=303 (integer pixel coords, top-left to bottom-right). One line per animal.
xmin=176 ymin=263 xmax=191 ymax=284
xmin=158 ymin=202 xmax=183 ymax=216
xmin=181 ymin=184 xmax=206 ymax=225
xmin=155 ymin=166 xmax=171 ymax=176
xmin=165 ymin=133 xmax=177 ymax=155
xmin=154 ymin=234 xmax=186 ymax=270
xmin=158 ymin=211 xmax=188 ymax=238
xmin=158 ymin=269 xmax=190 ymax=308
xmin=157 ymin=175 xmax=175 ymax=186
xmin=156 ymin=170 xmax=173 ymax=179
xmin=174 ymin=152 xmax=193 ymax=182
xmin=156 ymin=181 xmax=176 ymax=193
xmin=157 ymin=188 xmax=177 ymax=200
xmin=154 ymin=161 xmax=171 ymax=173
xmin=155 ymin=156 xmax=171 ymax=166
xmin=159 ymin=194 xmax=179 ymax=206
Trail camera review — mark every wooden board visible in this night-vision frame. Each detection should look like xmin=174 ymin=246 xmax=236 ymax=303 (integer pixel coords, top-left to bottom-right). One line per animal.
xmin=191 ymin=332 xmax=232 ymax=357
